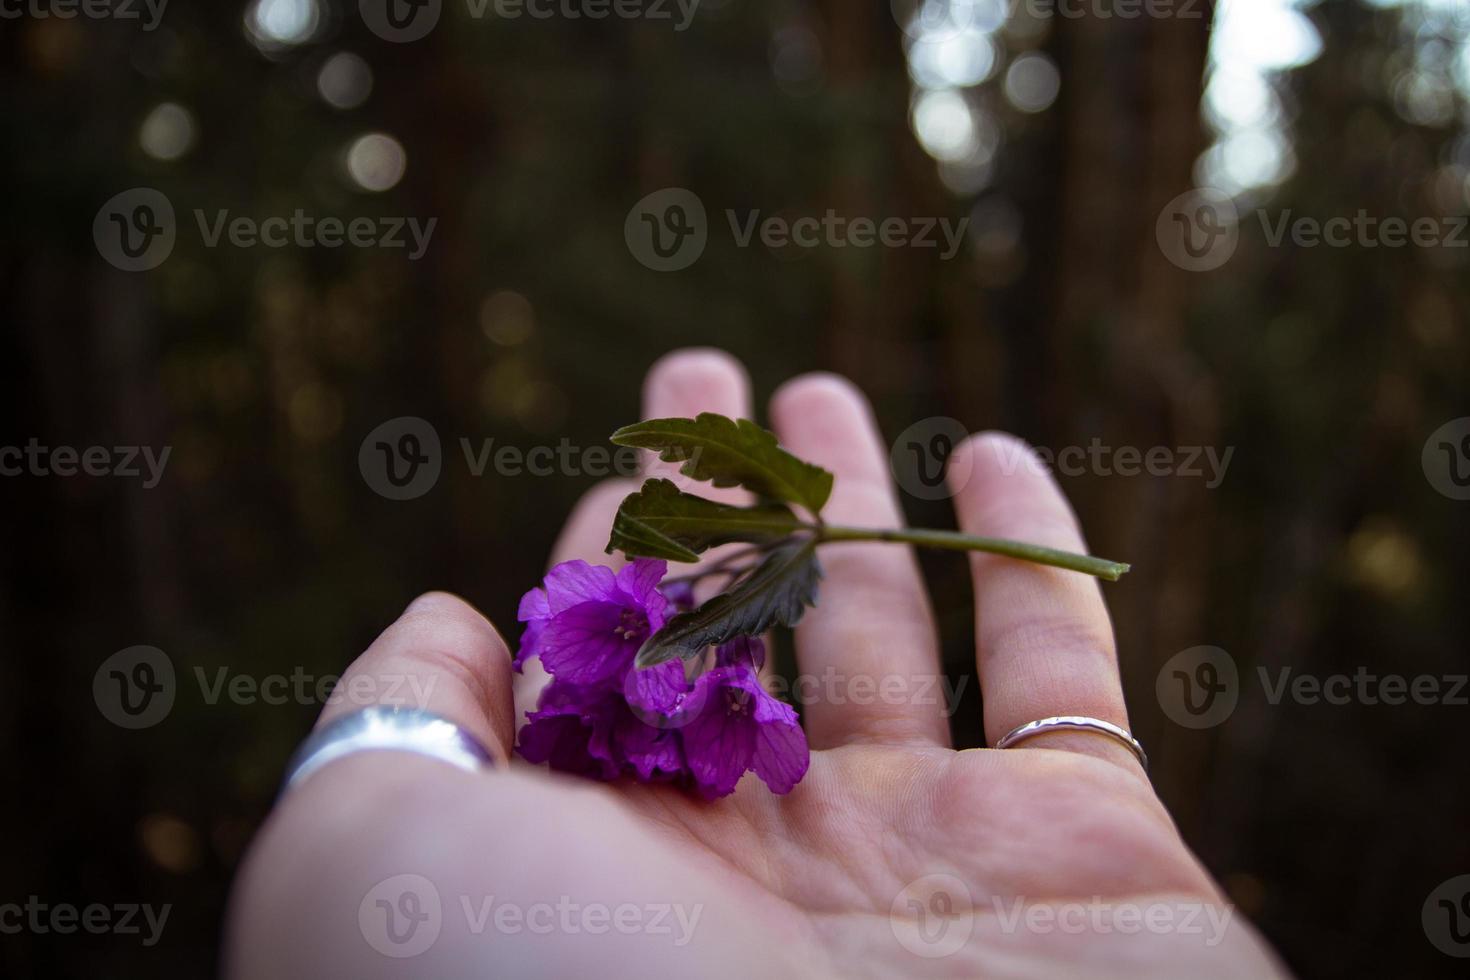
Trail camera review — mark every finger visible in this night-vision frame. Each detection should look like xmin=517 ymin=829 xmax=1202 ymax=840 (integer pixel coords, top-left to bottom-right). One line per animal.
xmin=641 ymin=348 xmax=783 ymax=682
xmin=518 ymin=350 xmax=758 ymax=716
xmin=315 ymin=591 xmax=516 ymax=766
xmin=513 ymin=477 xmax=638 ymax=721
xmin=769 ymin=374 xmax=947 ymax=748
xmin=641 ymin=347 xmax=754 ymax=505
xmin=949 ymin=432 xmax=1138 ymax=772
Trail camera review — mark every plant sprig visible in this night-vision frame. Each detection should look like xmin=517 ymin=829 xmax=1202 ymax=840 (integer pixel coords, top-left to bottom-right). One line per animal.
xmin=607 ymin=414 xmax=1130 ymax=668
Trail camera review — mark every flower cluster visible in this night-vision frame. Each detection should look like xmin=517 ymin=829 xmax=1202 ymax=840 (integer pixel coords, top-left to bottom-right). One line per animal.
xmin=513 ymin=558 xmax=809 ymax=798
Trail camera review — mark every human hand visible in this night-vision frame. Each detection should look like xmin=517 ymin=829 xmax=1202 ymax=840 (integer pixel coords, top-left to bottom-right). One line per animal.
xmin=225 ymin=349 xmax=1287 ymax=979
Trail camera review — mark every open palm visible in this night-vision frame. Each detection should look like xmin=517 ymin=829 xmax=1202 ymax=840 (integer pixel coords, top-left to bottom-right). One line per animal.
xmin=227 ymin=350 xmax=1284 ymax=978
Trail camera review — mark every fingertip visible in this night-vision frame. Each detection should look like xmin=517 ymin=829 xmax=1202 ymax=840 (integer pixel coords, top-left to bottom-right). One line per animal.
xmin=951 ymin=430 xmax=1056 ymax=491
xmin=949 ymin=430 xmax=1086 ymax=553
xmin=769 ymin=371 xmax=871 ymax=431
xmin=643 ymin=347 xmax=751 ymax=419
xmin=403 ymin=589 xmax=482 ymax=620
xmin=400 ymin=591 xmax=506 ymax=650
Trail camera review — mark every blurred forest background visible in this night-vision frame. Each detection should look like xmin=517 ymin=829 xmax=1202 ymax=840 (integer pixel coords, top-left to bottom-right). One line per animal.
xmin=2 ymin=0 xmax=1469 ymax=976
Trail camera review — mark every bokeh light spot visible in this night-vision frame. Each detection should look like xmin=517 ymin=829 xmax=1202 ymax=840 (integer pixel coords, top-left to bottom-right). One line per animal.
xmin=244 ymin=0 xmax=320 ymax=50
xmin=345 ymin=133 xmax=407 ymax=193
xmin=1003 ymin=52 xmax=1060 ymax=114
xmin=139 ymin=102 xmax=196 ymax=161
xmin=318 ymin=52 xmax=373 ymax=110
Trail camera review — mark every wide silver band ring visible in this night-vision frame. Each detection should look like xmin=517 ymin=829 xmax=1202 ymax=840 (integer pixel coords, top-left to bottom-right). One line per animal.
xmin=993 ymin=715 xmax=1148 ymax=771
xmin=281 ymin=706 xmax=495 ymax=793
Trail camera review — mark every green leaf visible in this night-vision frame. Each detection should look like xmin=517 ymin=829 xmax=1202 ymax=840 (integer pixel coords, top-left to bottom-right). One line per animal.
xmin=607 ymin=478 xmax=805 ymax=563
xmin=610 ymin=413 xmax=834 ymax=516
xmin=635 ymin=540 xmax=822 ymax=667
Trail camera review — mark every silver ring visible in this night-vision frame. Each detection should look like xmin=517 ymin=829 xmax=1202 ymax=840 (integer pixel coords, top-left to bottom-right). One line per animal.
xmin=281 ymin=706 xmax=495 ymax=792
xmin=993 ymin=715 xmax=1148 ymax=770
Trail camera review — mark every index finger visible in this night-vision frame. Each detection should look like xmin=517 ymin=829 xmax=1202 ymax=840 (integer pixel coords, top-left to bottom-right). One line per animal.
xmin=315 ymin=591 xmax=517 ymax=766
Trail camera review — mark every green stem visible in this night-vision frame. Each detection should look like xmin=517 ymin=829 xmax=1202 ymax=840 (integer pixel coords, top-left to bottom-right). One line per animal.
xmin=813 ymin=524 xmax=1131 ymax=581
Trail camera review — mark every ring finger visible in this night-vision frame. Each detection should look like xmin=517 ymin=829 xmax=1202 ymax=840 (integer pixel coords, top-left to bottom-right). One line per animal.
xmin=948 ymin=432 xmax=1140 ymax=773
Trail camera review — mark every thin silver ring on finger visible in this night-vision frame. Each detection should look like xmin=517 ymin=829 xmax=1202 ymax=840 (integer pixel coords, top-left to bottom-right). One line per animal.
xmin=281 ymin=705 xmax=495 ymax=793
xmin=993 ymin=715 xmax=1148 ymax=771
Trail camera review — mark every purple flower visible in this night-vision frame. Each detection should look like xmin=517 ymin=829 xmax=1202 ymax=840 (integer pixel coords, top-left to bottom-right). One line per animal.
xmin=713 ymin=634 xmax=764 ymax=672
xmin=625 ymin=657 xmax=693 ymax=715
xmin=518 ymin=678 xmax=686 ymax=782
xmin=515 ymin=681 xmax=620 ymax=780
xmin=682 ymin=649 xmax=808 ymax=798
xmin=659 ymin=578 xmax=696 ymax=611
xmin=606 ymin=706 xmax=686 ymax=781
xmin=514 ymin=559 xmax=670 ymax=684
xmin=513 ymin=560 xmax=809 ymax=799
xmin=513 ymin=588 xmax=551 ymax=671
